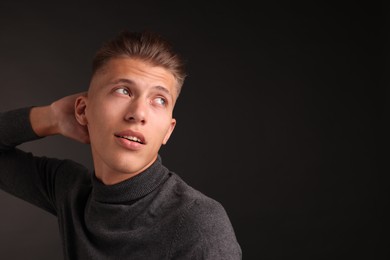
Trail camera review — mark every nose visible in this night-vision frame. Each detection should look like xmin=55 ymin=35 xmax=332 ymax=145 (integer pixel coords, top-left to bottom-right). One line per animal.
xmin=124 ymin=98 xmax=147 ymax=124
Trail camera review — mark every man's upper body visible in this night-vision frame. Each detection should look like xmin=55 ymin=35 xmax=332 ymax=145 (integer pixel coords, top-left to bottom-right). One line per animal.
xmin=0 ymin=30 xmax=242 ymax=259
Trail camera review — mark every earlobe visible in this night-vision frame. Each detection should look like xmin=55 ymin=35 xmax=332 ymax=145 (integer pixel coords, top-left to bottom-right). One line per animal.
xmin=162 ymin=119 xmax=176 ymax=145
xmin=75 ymin=96 xmax=88 ymax=126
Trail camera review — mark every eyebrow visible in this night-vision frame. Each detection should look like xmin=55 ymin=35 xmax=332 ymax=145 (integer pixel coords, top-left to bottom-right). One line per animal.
xmin=112 ymin=78 xmax=173 ymax=98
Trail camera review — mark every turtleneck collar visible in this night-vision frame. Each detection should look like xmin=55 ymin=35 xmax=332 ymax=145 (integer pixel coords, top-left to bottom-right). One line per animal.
xmin=91 ymin=155 xmax=169 ymax=204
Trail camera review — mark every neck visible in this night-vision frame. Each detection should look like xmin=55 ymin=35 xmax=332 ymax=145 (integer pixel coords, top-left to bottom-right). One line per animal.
xmin=92 ymin=154 xmax=158 ymax=186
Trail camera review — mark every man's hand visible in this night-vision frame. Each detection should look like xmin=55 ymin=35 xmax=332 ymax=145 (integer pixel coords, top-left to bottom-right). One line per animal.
xmin=30 ymin=92 xmax=90 ymax=144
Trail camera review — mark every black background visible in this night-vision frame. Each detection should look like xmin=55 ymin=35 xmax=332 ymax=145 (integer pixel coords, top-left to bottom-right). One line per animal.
xmin=0 ymin=1 xmax=388 ymax=259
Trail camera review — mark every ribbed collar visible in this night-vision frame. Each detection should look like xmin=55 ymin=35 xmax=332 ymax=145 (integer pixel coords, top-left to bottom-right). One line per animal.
xmin=91 ymin=155 xmax=169 ymax=204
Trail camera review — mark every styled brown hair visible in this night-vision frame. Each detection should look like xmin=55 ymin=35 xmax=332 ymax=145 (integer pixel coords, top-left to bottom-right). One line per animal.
xmin=92 ymin=30 xmax=187 ymax=96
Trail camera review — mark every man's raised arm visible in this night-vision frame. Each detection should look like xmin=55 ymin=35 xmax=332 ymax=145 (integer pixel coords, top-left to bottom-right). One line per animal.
xmin=0 ymin=92 xmax=89 ymax=214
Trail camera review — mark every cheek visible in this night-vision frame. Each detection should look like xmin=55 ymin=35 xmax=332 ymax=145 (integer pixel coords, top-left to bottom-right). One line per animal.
xmin=86 ymin=102 xmax=115 ymax=135
xmin=157 ymin=120 xmax=174 ymax=142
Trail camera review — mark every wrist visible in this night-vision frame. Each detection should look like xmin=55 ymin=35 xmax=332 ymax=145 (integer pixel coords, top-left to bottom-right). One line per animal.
xmin=30 ymin=105 xmax=58 ymax=137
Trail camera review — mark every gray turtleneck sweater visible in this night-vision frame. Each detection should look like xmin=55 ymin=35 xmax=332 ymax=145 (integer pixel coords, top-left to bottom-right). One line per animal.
xmin=0 ymin=107 xmax=242 ymax=260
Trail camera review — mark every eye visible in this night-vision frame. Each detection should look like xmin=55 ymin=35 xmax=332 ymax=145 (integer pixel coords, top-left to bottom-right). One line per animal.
xmin=115 ymin=88 xmax=130 ymax=96
xmin=154 ymin=97 xmax=166 ymax=106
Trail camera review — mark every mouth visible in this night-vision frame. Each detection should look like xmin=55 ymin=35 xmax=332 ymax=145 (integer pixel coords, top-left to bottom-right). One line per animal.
xmin=114 ymin=129 xmax=146 ymax=145
xmin=114 ymin=134 xmax=144 ymax=144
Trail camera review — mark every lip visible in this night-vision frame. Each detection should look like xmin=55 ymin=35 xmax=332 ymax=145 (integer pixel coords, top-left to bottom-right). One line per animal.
xmin=114 ymin=129 xmax=146 ymax=151
xmin=114 ymin=129 xmax=146 ymax=144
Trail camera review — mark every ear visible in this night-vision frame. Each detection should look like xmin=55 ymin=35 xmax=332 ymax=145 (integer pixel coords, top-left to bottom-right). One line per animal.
xmin=75 ymin=95 xmax=88 ymax=126
xmin=162 ymin=118 xmax=176 ymax=145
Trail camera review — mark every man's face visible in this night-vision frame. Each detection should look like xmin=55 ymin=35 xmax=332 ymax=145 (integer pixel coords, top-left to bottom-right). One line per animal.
xmin=81 ymin=57 xmax=177 ymax=184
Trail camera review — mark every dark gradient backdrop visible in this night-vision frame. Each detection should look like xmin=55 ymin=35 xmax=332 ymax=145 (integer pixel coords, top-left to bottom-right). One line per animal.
xmin=0 ymin=1 xmax=388 ymax=259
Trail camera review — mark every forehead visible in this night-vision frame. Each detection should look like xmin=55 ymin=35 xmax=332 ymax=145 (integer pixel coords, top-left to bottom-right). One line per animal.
xmin=90 ymin=57 xmax=178 ymax=97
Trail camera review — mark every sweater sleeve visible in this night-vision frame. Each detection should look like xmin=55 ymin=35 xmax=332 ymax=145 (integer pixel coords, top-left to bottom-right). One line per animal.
xmin=0 ymin=107 xmax=65 ymax=215
xmin=0 ymin=107 xmax=41 ymax=150
xmin=169 ymin=198 xmax=242 ymax=260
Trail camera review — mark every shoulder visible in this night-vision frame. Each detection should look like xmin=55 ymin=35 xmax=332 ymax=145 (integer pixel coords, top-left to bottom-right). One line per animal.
xmin=167 ymin=173 xmax=242 ymax=259
xmin=51 ymin=158 xmax=91 ymax=198
xmin=167 ymin=173 xmax=229 ymax=221
xmin=55 ymin=158 xmax=91 ymax=185
xmin=176 ymin=183 xmax=234 ymax=237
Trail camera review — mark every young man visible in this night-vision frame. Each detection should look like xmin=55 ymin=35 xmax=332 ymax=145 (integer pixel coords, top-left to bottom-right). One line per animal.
xmin=0 ymin=31 xmax=242 ymax=259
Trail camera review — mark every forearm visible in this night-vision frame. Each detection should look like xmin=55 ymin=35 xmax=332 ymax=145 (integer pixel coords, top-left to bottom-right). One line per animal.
xmin=0 ymin=107 xmax=41 ymax=150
